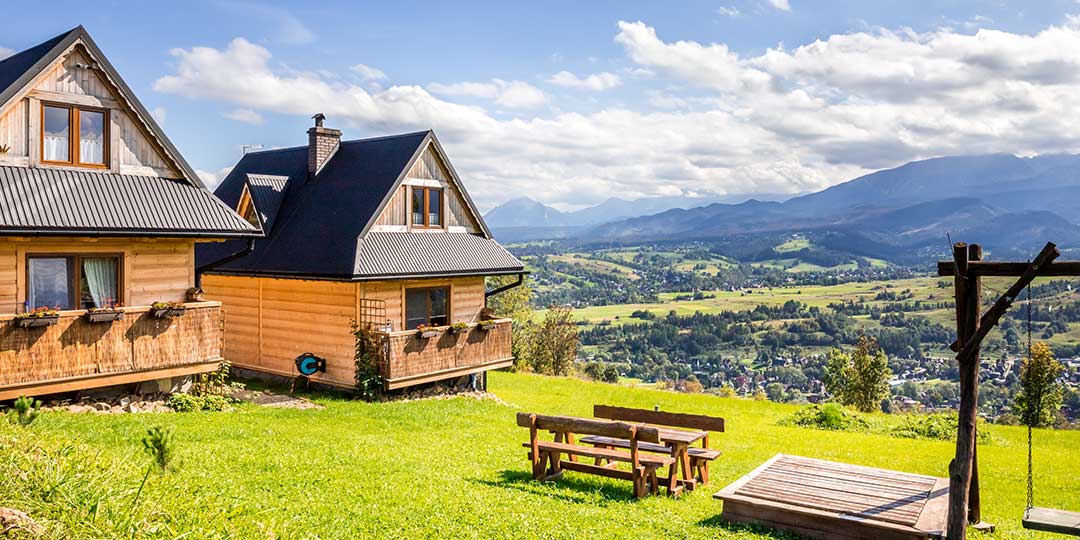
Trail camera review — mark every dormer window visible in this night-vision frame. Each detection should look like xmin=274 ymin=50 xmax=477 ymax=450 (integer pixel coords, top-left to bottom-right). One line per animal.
xmin=236 ymin=185 xmax=260 ymax=228
xmin=411 ymin=187 xmax=443 ymax=228
xmin=42 ymin=103 xmax=108 ymax=167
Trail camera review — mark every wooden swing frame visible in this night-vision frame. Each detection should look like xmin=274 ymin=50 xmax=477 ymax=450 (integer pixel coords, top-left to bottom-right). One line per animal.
xmin=937 ymin=241 xmax=1080 ymax=539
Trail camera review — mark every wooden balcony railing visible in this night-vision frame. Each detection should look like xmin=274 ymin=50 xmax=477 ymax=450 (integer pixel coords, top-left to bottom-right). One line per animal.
xmin=381 ymin=319 xmax=513 ymax=390
xmin=0 ymin=302 xmax=224 ymax=399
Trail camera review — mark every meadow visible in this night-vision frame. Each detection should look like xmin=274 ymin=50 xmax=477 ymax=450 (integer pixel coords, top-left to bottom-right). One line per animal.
xmin=2 ymin=371 xmax=1077 ymax=539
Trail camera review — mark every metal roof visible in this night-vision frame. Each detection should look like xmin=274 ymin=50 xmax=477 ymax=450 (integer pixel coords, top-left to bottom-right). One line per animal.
xmin=246 ymin=174 xmax=289 ymax=233
xmin=354 ymin=232 xmax=524 ymax=279
xmin=197 ymin=130 xmax=522 ymax=279
xmin=0 ymin=166 xmax=260 ymax=237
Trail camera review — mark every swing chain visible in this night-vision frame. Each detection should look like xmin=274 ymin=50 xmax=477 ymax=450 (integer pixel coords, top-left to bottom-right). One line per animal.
xmin=1025 ymin=280 xmax=1034 ymax=510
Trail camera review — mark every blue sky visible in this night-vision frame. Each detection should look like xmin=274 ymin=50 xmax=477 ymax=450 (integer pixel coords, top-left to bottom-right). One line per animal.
xmin=5 ymin=1 xmax=1080 ymax=210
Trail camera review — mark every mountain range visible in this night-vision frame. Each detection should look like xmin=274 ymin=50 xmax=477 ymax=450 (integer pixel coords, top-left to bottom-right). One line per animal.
xmin=487 ymin=153 xmax=1080 ymax=262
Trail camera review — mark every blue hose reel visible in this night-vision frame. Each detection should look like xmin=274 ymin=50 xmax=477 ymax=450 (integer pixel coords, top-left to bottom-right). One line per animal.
xmin=294 ymin=353 xmax=326 ymax=376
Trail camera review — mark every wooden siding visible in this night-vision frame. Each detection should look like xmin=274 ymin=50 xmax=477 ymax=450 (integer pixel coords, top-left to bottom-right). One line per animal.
xmin=384 ymin=319 xmax=513 ymax=389
xmin=371 ymin=143 xmax=482 ymax=233
xmin=373 ymin=186 xmax=408 ymax=227
xmin=202 ymin=274 xmax=494 ymax=388
xmin=0 ymin=302 xmax=223 ymax=399
xmin=0 ymin=98 xmax=27 ymax=158
xmin=0 ymin=238 xmax=195 ymax=314
xmin=0 ymin=42 xmax=180 ymax=177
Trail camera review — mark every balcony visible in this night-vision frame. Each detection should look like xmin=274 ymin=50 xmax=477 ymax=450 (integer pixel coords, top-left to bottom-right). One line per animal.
xmin=381 ymin=319 xmax=513 ymax=390
xmin=0 ymin=302 xmax=224 ymax=399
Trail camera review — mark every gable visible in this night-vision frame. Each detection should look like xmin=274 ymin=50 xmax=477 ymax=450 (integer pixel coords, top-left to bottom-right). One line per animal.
xmin=0 ymin=29 xmax=192 ymax=183
xmin=371 ymin=143 xmax=484 ymax=234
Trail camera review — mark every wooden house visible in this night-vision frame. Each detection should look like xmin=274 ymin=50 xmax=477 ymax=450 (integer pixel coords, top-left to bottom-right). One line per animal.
xmin=198 ymin=117 xmax=526 ymax=390
xmin=0 ymin=27 xmax=260 ymax=400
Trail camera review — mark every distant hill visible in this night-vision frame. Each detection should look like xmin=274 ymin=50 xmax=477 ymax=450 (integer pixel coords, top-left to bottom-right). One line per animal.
xmin=484 ymin=192 xmax=794 ymax=230
xmin=573 ymin=153 xmax=1080 ymax=259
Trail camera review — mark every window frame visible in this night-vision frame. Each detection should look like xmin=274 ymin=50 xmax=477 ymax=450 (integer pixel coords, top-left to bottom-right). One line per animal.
xmin=404 ymin=286 xmax=451 ymax=330
xmin=237 ymin=185 xmax=260 ymax=229
xmin=410 ymin=186 xmax=444 ymax=229
xmin=40 ymin=102 xmax=110 ymax=169
xmin=25 ymin=253 xmax=124 ymax=311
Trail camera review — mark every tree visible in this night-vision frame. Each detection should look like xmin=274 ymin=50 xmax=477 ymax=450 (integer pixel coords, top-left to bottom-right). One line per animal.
xmin=486 ymin=275 xmax=535 ymax=370
xmin=765 ymin=382 xmax=785 ymax=402
xmin=823 ymin=335 xmax=893 ymax=413
xmin=1014 ymin=341 xmax=1064 ymax=428
xmin=528 ymin=305 xmax=578 ymax=375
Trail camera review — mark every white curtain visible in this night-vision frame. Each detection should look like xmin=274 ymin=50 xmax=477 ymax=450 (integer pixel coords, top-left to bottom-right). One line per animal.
xmin=82 ymin=257 xmax=117 ymax=308
xmin=80 ymin=138 xmax=103 ymax=164
xmin=43 ymin=136 xmax=68 ymax=162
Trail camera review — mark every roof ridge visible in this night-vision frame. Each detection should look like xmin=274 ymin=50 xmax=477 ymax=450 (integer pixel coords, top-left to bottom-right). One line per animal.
xmin=245 ymin=130 xmax=431 ymax=155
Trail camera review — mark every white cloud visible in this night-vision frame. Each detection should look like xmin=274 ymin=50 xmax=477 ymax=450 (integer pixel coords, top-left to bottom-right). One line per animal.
xmin=548 ymin=70 xmax=622 ymax=91
xmin=224 ymin=108 xmax=264 ymax=125
xmin=150 ymin=106 xmax=167 ymax=126
xmin=428 ymin=79 xmax=547 ymax=108
xmin=766 ymin=0 xmax=791 ymax=12
xmin=157 ymin=19 xmax=1080 ymax=210
xmin=0 ymin=47 xmax=13 ymax=61
xmin=717 ymin=6 xmax=740 ymax=17
xmin=351 ymin=63 xmax=386 ymax=81
xmin=196 ymin=166 xmax=234 ymax=190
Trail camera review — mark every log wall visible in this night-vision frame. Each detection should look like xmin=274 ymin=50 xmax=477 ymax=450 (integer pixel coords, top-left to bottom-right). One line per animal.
xmin=201 ymin=274 xmax=500 ymax=389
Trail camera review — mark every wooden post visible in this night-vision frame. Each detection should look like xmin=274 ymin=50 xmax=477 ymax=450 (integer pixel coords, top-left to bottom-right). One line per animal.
xmin=947 ymin=242 xmax=981 ymax=540
xmin=966 ymin=244 xmax=982 ymax=526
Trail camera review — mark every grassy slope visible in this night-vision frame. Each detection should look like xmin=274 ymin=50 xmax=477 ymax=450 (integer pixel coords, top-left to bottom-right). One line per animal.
xmin=1 ymin=372 xmax=1076 ymax=539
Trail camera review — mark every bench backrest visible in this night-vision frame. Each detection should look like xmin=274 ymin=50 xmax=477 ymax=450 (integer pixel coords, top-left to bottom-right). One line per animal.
xmin=516 ymin=412 xmax=661 ymax=443
xmin=594 ymin=404 xmax=725 ymax=432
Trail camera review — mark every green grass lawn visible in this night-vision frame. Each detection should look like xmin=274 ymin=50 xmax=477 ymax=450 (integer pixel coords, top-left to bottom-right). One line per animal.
xmin=2 ymin=372 xmax=1077 ymax=539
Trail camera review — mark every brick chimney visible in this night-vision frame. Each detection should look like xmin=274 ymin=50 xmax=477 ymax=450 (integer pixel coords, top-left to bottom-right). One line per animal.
xmin=307 ymin=113 xmax=341 ymax=176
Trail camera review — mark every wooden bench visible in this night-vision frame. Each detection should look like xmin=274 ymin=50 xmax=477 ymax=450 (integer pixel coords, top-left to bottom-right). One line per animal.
xmin=516 ymin=412 xmax=676 ymax=498
xmin=582 ymin=404 xmax=725 ymax=485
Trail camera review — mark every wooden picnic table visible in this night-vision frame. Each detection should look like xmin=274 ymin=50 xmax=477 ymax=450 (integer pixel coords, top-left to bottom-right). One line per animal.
xmin=653 ymin=426 xmax=708 ymax=492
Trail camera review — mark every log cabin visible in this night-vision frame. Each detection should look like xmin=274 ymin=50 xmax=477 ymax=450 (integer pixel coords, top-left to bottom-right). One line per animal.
xmin=198 ymin=117 xmax=526 ymax=391
xmin=0 ymin=27 xmax=260 ymax=400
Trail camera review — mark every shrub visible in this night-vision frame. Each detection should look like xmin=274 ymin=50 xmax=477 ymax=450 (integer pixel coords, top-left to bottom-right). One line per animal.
xmin=142 ymin=426 xmax=176 ymax=473
xmin=781 ymin=403 xmax=870 ymax=432
xmin=167 ymin=393 xmax=229 ymax=412
xmin=890 ymin=412 xmax=992 ymax=443
xmin=7 ymin=395 xmax=41 ymax=426
xmin=351 ymin=321 xmax=385 ymax=401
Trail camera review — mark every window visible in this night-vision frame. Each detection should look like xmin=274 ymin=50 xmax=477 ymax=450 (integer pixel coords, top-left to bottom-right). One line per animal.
xmin=405 ymin=287 xmax=449 ymax=330
xmin=26 ymin=255 xmax=120 ymax=310
xmin=41 ymin=103 xmax=108 ymax=167
xmin=410 ymin=187 xmax=443 ymax=228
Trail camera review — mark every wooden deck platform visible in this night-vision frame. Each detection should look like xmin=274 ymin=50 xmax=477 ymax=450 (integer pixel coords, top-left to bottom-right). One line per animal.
xmin=714 ymin=454 xmax=949 ymax=540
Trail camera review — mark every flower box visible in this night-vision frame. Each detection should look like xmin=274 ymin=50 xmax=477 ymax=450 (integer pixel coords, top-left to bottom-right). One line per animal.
xmin=419 ymin=330 xmax=440 ymax=339
xmin=449 ymin=324 xmax=469 ymax=335
xmin=478 ymin=321 xmax=498 ymax=331
xmin=85 ymin=311 xmax=124 ymax=323
xmin=15 ymin=315 xmax=59 ymax=328
xmin=151 ymin=308 xmax=184 ymax=319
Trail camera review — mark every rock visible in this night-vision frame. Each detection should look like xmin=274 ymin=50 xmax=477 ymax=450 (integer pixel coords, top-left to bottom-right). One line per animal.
xmin=124 ymin=402 xmax=140 ymax=413
xmin=0 ymin=507 xmax=44 ymax=536
xmin=92 ymin=402 xmax=110 ymax=412
xmin=119 ymin=396 xmax=132 ymax=407
xmin=67 ymin=405 xmax=91 ymax=413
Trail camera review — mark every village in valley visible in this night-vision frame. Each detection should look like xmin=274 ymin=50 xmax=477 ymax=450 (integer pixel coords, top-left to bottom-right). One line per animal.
xmin=2 ymin=3 xmax=1080 ymax=540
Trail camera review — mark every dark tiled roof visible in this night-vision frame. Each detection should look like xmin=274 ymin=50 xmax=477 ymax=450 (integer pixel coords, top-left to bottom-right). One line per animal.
xmin=355 ymin=232 xmax=524 ymax=278
xmin=198 ymin=131 xmax=524 ymax=279
xmin=0 ymin=28 xmax=75 ymax=103
xmin=0 ymin=166 xmax=259 ymax=236
xmin=246 ymin=174 xmax=289 ymax=232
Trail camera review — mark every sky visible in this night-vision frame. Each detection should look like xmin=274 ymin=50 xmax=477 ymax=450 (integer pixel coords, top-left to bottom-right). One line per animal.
xmin=5 ymin=1 xmax=1080 ymax=211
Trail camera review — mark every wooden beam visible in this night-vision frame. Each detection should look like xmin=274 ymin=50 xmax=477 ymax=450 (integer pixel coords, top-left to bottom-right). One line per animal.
xmin=952 ymin=242 xmax=1060 ymax=362
xmin=0 ymin=361 xmax=221 ymax=401
xmin=937 ymin=259 xmax=1080 ymax=277
xmin=947 ymin=242 xmax=979 ymax=540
